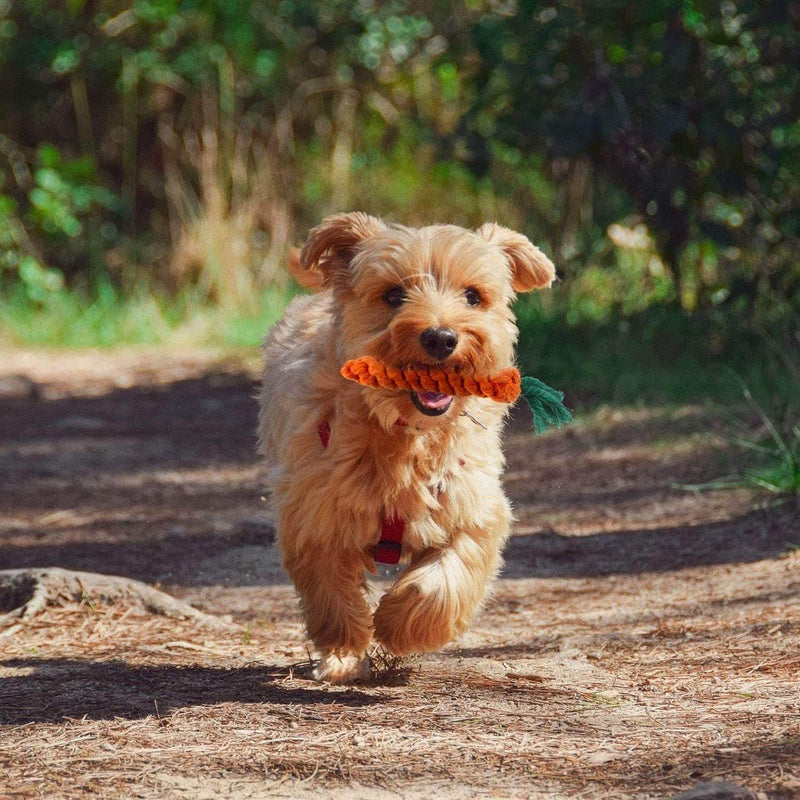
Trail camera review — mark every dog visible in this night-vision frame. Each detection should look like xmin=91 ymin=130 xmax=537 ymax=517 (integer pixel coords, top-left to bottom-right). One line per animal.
xmin=258 ymin=213 xmax=555 ymax=683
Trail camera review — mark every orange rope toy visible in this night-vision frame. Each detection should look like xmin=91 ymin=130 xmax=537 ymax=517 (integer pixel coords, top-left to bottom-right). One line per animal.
xmin=340 ymin=355 xmax=521 ymax=404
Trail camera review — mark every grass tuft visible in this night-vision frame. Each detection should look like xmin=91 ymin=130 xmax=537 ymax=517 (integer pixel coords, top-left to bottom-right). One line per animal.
xmin=736 ymin=380 xmax=800 ymax=497
xmin=0 ymin=280 xmax=295 ymax=349
xmin=678 ymin=372 xmax=800 ymax=500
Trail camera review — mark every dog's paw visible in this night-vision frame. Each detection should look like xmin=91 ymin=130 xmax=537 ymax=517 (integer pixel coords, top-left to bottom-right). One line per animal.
xmin=313 ymin=653 xmax=371 ymax=684
xmin=373 ymin=584 xmax=456 ymax=656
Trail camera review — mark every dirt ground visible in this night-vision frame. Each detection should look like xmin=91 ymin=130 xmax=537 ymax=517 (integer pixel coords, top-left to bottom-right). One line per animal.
xmin=0 ymin=349 xmax=798 ymax=799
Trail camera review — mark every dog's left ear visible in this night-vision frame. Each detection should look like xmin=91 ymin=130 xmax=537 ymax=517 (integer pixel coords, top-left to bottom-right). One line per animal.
xmin=300 ymin=212 xmax=386 ymax=287
xmin=477 ymin=223 xmax=556 ymax=293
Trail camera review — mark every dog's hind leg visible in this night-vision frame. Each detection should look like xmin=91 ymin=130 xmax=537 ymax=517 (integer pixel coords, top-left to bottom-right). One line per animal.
xmin=284 ymin=547 xmax=373 ymax=683
xmin=372 ymin=503 xmax=510 ymax=656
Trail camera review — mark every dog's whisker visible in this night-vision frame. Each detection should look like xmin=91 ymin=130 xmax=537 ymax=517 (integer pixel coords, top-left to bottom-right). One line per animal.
xmin=461 ymin=409 xmax=488 ymax=429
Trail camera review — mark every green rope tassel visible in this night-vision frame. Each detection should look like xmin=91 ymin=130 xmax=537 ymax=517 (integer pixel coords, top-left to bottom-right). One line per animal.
xmin=520 ymin=376 xmax=573 ymax=434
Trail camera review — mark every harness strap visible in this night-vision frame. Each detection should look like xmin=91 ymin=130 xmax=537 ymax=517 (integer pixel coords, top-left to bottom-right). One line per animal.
xmin=375 ymin=514 xmax=405 ymax=565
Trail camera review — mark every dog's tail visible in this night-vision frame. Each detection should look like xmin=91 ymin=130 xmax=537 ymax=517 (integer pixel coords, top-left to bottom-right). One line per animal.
xmin=287 ymin=246 xmax=324 ymax=292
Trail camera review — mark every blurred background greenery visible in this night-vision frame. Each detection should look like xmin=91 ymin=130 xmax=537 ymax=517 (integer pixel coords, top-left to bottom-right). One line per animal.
xmin=1 ymin=0 xmax=798 ymax=407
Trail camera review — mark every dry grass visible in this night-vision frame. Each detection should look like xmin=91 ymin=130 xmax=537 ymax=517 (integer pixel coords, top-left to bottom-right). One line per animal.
xmin=1 ymin=554 xmax=798 ymax=799
xmin=162 ymin=96 xmax=291 ymax=311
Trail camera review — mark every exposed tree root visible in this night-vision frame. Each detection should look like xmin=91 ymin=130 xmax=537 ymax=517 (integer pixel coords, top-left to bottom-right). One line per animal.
xmin=0 ymin=568 xmax=234 ymax=630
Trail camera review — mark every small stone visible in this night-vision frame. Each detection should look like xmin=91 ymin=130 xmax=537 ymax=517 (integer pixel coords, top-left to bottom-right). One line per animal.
xmin=671 ymin=780 xmax=756 ymax=799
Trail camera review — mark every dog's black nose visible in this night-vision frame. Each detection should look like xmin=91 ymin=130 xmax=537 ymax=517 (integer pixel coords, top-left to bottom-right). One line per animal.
xmin=420 ymin=327 xmax=458 ymax=360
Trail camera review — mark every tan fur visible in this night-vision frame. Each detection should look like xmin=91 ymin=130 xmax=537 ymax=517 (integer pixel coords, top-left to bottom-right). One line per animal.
xmin=286 ymin=246 xmax=323 ymax=291
xmin=258 ymin=213 xmax=555 ymax=683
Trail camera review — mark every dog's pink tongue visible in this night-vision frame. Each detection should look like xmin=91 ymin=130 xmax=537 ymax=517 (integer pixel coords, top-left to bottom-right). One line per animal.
xmin=418 ymin=391 xmax=452 ymax=410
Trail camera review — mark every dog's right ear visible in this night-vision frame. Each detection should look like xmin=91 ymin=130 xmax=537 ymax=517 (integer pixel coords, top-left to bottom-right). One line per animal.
xmin=300 ymin=212 xmax=385 ymax=288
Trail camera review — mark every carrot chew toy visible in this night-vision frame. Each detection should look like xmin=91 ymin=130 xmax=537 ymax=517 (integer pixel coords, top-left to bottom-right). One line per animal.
xmin=340 ymin=355 xmax=572 ymax=433
xmin=341 ymin=356 xmax=521 ymax=404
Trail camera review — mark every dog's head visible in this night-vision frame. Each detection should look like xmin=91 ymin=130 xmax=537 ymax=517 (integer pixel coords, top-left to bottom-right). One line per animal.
xmin=300 ymin=212 xmax=555 ymax=428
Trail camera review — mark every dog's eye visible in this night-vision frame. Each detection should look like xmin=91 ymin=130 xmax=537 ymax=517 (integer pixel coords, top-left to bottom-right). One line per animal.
xmin=383 ymin=287 xmax=407 ymax=309
xmin=464 ymin=287 xmax=482 ymax=306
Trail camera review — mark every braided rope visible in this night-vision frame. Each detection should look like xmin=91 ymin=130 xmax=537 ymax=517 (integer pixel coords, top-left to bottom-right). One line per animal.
xmin=340 ymin=356 xmax=521 ymax=404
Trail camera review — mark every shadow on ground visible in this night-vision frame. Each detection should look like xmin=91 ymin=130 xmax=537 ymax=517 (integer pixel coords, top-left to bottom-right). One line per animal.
xmin=2 ymin=369 xmax=797 ymax=587
xmin=502 ymin=506 xmax=799 ymax=578
xmin=2 ymin=504 xmax=795 ymax=587
xmin=0 ymin=373 xmax=260 ymax=482
xmin=0 ymin=658 xmax=381 ymax=724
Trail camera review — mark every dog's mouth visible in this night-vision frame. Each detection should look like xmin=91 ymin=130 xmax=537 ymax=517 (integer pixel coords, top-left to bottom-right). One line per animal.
xmin=410 ymin=391 xmax=454 ymax=416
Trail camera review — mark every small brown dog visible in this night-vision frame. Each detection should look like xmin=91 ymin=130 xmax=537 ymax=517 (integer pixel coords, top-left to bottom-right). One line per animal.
xmin=258 ymin=213 xmax=555 ymax=683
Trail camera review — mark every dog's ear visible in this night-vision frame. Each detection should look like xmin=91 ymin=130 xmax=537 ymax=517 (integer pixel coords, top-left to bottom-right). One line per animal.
xmin=477 ymin=223 xmax=556 ymax=293
xmin=287 ymin=246 xmax=324 ymax=292
xmin=300 ymin=212 xmax=385 ymax=287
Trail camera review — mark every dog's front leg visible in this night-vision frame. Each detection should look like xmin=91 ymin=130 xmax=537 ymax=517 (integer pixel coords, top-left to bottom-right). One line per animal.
xmin=372 ymin=503 xmax=509 ymax=656
xmin=284 ymin=547 xmax=372 ymax=683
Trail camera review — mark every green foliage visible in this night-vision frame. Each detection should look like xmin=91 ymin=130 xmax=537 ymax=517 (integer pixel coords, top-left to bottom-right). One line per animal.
xmin=0 ymin=0 xmax=447 ymax=301
xmin=514 ymin=296 xmax=799 ymax=406
xmin=30 ymin=145 xmax=117 ymax=237
xmin=462 ymin=0 xmax=800 ymax=316
xmin=0 ymin=198 xmax=63 ymax=303
xmin=0 ymin=141 xmax=118 ymax=300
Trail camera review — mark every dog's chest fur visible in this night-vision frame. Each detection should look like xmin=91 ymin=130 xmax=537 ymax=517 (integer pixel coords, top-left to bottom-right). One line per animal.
xmin=319 ymin=411 xmax=505 ymax=553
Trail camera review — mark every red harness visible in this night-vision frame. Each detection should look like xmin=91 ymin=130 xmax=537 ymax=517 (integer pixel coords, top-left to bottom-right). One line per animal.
xmin=317 ymin=420 xmax=405 ymax=564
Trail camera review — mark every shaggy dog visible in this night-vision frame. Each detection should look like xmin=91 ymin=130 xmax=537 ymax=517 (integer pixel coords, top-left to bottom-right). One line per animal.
xmin=258 ymin=213 xmax=555 ymax=683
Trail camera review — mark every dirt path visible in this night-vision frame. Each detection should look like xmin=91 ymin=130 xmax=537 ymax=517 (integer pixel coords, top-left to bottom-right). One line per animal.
xmin=1 ymin=350 xmax=798 ymax=799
